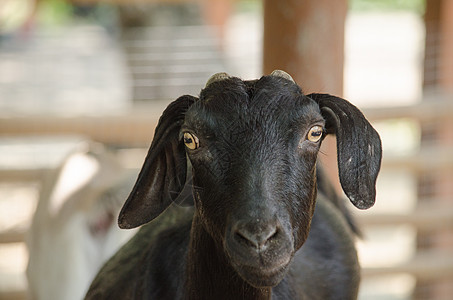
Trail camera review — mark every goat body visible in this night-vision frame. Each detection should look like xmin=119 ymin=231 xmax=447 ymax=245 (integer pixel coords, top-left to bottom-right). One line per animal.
xmin=85 ymin=71 xmax=382 ymax=300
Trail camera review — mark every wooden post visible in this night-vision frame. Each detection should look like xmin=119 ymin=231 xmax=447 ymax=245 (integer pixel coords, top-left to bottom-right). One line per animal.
xmin=263 ymin=0 xmax=346 ymax=93
xmin=424 ymin=0 xmax=453 ymax=94
xmin=201 ymin=0 xmax=232 ymax=43
xmin=439 ymin=0 xmax=453 ymax=93
xmin=263 ymin=0 xmax=347 ymax=192
xmin=416 ymin=0 xmax=453 ymax=298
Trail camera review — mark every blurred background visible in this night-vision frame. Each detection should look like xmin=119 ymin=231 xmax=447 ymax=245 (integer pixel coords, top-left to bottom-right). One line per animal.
xmin=0 ymin=0 xmax=452 ymax=299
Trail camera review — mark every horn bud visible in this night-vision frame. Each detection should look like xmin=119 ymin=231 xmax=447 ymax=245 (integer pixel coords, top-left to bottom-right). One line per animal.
xmin=270 ymin=70 xmax=295 ymax=83
xmin=206 ymin=72 xmax=230 ymax=87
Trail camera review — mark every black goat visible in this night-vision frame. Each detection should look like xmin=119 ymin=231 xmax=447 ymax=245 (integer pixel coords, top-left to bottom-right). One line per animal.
xmin=85 ymin=70 xmax=382 ymax=300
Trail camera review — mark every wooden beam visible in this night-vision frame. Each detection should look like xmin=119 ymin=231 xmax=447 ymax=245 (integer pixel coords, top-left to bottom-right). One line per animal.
xmin=362 ymin=96 xmax=453 ymax=122
xmin=0 ymin=169 xmax=52 ymax=183
xmin=0 ymin=291 xmax=26 ymax=300
xmin=0 ymin=115 xmax=154 ymax=147
xmin=357 ymin=202 xmax=453 ymax=230
xmin=363 ymin=251 xmax=453 ymax=281
xmin=0 ymin=103 xmax=168 ymax=147
xmin=0 ymin=228 xmax=27 ymax=244
xmin=381 ymin=147 xmax=453 ymax=173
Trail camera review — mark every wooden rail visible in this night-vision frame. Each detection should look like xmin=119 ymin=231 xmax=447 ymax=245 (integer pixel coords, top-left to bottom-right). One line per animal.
xmin=362 ymin=94 xmax=453 ymax=122
xmin=0 ymin=103 xmax=167 ymax=147
xmin=0 ymin=291 xmax=27 ymax=300
xmin=1 ymin=97 xmax=452 ymax=147
xmin=381 ymin=147 xmax=453 ymax=172
xmin=357 ymin=202 xmax=453 ymax=230
xmin=0 ymin=227 xmax=27 ymax=244
xmin=363 ymin=251 xmax=453 ymax=281
xmin=0 ymin=168 xmax=51 ymax=183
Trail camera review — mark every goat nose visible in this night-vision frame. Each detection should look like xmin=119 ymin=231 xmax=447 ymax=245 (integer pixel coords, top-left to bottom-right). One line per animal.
xmin=234 ymin=223 xmax=279 ymax=250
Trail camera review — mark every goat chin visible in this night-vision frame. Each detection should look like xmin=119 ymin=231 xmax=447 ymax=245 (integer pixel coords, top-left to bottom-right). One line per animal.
xmin=232 ymin=255 xmax=292 ymax=288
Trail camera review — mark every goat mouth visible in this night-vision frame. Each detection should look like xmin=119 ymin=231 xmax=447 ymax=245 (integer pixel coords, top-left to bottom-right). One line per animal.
xmin=232 ymin=255 xmax=292 ymax=288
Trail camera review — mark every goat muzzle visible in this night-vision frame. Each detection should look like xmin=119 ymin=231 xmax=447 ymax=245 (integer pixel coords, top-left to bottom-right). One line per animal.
xmin=225 ymin=216 xmax=294 ymax=288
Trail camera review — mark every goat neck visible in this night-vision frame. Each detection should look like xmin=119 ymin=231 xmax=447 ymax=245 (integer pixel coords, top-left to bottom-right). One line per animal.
xmin=185 ymin=213 xmax=272 ymax=300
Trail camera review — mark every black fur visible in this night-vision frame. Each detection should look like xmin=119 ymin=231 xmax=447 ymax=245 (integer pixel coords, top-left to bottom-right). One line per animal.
xmin=85 ymin=73 xmax=381 ymax=300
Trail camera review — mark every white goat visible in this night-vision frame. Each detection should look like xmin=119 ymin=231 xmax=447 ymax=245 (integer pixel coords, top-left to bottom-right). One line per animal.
xmin=26 ymin=143 xmax=137 ymax=300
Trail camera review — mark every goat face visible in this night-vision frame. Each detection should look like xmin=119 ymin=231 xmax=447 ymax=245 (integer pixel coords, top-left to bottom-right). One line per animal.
xmin=182 ymin=75 xmax=322 ymax=287
xmin=118 ymin=71 xmax=382 ymax=289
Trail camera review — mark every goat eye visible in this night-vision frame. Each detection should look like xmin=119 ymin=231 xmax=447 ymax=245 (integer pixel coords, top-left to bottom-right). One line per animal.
xmin=307 ymin=126 xmax=323 ymax=142
xmin=183 ymin=132 xmax=200 ymax=150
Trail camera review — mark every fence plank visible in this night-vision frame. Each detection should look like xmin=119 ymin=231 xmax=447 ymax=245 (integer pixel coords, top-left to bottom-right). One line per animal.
xmin=0 ymin=103 xmax=166 ymax=147
xmin=0 ymin=228 xmax=27 ymax=244
xmin=382 ymin=147 xmax=453 ymax=172
xmin=362 ymin=95 xmax=453 ymax=121
xmin=363 ymin=251 xmax=453 ymax=281
xmin=357 ymin=202 xmax=453 ymax=230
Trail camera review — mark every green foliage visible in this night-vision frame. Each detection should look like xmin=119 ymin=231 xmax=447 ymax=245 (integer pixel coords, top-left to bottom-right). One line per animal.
xmin=37 ymin=0 xmax=73 ymax=26
xmin=349 ymin=0 xmax=425 ymax=13
xmin=236 ymin=0 xmax=262 ymax=13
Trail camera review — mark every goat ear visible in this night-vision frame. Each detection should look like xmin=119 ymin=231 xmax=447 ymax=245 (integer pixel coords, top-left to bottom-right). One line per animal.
xmin=118 ymin=95 xmax=197 ymax=229
xmin=308 ymin=93 xmax=382 ymax=210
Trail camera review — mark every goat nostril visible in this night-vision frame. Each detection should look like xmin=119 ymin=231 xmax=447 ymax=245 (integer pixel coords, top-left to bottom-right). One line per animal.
xmin=234 ymin=226 xmax=279 ymax=249
xmin=235 ymin=231 xmax=254 ymax=247
xmin=268 ymin=227 xmax=278 ymax=240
